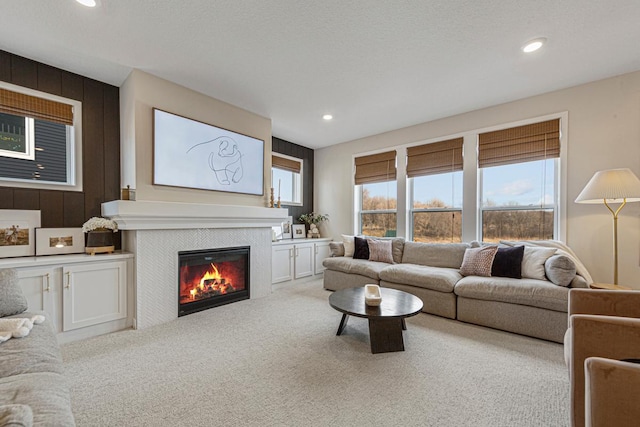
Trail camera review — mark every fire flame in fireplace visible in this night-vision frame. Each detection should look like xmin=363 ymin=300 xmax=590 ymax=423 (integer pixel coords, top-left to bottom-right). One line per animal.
xmin=188 ymin=263 xmax=236 ymax=301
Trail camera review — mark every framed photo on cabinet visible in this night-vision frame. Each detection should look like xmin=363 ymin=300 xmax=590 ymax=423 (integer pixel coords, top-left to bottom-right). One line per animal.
xmin=0 ymin=210 xmax=41 ymax=258
xmin=292 ymin=224 xmax=306 ymax=239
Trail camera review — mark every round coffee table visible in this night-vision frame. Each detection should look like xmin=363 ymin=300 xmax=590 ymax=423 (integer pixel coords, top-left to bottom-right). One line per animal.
xmin=329 ymin=287 xmax=423 ymax=354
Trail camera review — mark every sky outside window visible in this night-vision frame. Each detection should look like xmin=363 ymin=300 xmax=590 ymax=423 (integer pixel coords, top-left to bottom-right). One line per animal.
xmin=482 ymin=159 xmax=555 ymax=207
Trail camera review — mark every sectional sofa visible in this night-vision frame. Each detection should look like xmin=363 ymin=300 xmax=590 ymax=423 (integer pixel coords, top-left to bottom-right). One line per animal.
xmin=323 ymin=238 xmax=590 ymax=343
xmin=0 ymin=268 xmax=75 ymax=426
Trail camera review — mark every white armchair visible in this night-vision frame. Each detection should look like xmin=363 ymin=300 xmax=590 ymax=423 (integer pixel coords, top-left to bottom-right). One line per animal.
xmin=565 ymin=289 xmax=640 ymax=427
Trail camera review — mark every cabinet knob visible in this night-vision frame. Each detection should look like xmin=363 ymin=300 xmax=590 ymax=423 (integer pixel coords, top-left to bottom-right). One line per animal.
xmin=65 ymin=272 xmax=71 ymax=289
xmin=44 ymin=273 xmax=51 ymax=292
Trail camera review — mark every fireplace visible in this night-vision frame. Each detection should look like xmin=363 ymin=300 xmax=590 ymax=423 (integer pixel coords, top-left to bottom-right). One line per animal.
xmin=178 ymin=246 xmax=250 ymax=316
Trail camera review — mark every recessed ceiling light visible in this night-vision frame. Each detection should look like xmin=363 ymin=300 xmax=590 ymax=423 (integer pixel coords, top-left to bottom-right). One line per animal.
xmin=76 ymin=0 xmax=97 ymax=7
xmin=322 ymin=114 xmax=333 ymax=121
xmin=522 ymin=38 xmax=547 ymax=53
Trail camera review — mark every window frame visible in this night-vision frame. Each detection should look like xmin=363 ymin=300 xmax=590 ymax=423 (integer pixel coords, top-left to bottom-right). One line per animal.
xmin=0 ymin=81 xmax=83 ymax=192
xmin=408 ymin=175 xmax=463 ymax=242
xmin=271 ymin=152 xmax=303 ymax=206
xmin=357 ymin=180 xmax=398 ymax=237
xmin=351 ymin=112 xmax=568 ymax=242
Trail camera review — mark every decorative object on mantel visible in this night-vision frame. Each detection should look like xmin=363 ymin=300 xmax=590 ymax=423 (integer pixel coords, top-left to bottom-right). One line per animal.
xmin=298 ymin=212 xmax=329 ymax=238
xmin=121 ymin=185 xmax=136 ymax=201
xmin=0 ymin=210 xmax=41 ymax=258
xmin=575 ymin=168 xmax=640 ymax=284
xmin=82 ymin=217 xmax=118 ymax=255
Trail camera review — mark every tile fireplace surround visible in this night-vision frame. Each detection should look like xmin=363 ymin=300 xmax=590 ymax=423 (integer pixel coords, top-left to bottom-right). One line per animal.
xmin=102 ymin=200 xmax=287 ymax=329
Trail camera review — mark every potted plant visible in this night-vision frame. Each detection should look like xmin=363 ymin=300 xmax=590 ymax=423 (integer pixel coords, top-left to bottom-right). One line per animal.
xmin=82 ymin=217 xmax=118 ymax=254
xmin=298 ymin=213 xmax=329 ymax=238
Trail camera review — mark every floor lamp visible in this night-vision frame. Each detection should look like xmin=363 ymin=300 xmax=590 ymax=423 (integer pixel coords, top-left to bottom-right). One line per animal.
xmin=575 ymin=168 xmax=640 ymax=285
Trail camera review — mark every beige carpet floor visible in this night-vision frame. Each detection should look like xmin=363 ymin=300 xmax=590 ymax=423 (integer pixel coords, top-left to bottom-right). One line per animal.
xmin=61 ymin=279 xmax=569 ymax=426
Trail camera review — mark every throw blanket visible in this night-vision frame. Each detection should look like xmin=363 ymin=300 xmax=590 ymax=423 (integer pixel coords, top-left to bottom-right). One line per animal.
xmin=0 ymin=315 xmax=45 ymax=344
xmin=500 ymin=239 xmax=594 ymax=285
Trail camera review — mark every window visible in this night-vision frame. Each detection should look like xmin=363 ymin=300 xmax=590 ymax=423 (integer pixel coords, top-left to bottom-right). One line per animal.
xmin=355 ymin=150 xmax=397 ymax=237
xmin=0 ymin=82 xmax=82 ymax=191
xmin=479 ymin=119 xmax=559 ymax=242
xmin=408 ymin=138 xmax=463 ymax=243
xmin=272 ymin=153 xmax=302 ymax=205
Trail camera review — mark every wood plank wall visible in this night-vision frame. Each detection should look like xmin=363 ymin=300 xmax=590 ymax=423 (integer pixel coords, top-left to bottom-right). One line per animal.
xmin=0 ymin=50 xmax=120 ymax=233
xmin=272 ymin=137 xmax=314 ymax=224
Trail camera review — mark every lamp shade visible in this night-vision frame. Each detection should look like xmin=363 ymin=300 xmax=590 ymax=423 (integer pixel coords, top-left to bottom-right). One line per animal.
xmin=575 ymin=168 xmax=640 ymax=204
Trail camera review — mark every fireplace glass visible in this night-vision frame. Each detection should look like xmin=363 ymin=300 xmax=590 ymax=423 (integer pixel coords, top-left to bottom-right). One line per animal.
xmin=178 ymin=246 xmax=249 ymax=316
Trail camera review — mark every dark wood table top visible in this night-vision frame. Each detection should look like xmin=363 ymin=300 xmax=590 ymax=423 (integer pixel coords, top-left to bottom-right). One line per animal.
xmin=329 ymin=287 xmax=423 ymax=320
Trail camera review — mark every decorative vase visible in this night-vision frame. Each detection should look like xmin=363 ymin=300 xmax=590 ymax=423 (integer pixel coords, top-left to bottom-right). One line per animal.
xmin=85 ymin=229 xmax=115 ymax=255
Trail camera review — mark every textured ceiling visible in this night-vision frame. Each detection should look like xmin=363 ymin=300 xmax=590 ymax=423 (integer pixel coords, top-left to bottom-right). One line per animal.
xmin=2 ymin=1 xmax=640 ymax=149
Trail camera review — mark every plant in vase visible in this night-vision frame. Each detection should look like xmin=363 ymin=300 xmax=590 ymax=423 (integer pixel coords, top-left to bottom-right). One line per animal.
xmin=298 ymin=213 xmax=328 ymax=238
xmin=82 ymin=217 xmax=118 ymax=254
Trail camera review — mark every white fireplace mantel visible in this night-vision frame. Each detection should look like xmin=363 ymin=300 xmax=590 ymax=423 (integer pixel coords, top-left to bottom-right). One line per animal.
xmin=102 ymin=200 xmax=288 ymax=230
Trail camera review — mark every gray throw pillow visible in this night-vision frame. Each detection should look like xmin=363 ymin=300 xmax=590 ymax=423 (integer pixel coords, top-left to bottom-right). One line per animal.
xmin=329 ymin=242 xmax=345 ymax=257
xmin=0 ymin=268 xmax=28 ymax=317
xmin=544 ymin=254 xmax=576 ymax=287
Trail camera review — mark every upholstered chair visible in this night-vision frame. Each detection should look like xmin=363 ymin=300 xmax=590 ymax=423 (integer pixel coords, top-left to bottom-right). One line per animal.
xmin=565 ymin=289 xmax=640 ymax=427
xmin=584 ymin=357 xmax=640 ymax=427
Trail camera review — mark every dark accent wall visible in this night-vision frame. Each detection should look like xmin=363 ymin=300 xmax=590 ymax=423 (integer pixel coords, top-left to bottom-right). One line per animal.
xmin=272 ymin=137 xmax=313 ymax=224
xmin=0 ymin=51 xmax=120 ymax=233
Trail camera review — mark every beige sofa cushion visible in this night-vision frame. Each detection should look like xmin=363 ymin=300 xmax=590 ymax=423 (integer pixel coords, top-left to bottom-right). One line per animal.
xmin=454 ymin=275 xmax=569 ymax=312
xmin=379 ymin=264 xmax=461 ymax=293
xmin=322 ymin=257 xmax=389 ymax=280
xmin=401 ymin=241 xmax=469 ymax=268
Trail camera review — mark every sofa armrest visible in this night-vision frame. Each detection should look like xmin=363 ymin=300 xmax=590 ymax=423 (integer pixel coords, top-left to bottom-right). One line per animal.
xmin=569 ymin=315 xmax=640 ymax=427
xmin=568 ymin=289 xmax=640 ymax=318
xmin=585 ymin=357 xmax=640 ymax=427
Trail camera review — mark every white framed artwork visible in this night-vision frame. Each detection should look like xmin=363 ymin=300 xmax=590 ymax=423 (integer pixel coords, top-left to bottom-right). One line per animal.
xmin=35 ymin=227 xmax=84 ymax=256
xmin=292 ymin=224 xmax=306 ymax=239
xmin=281 ymin=216 xmax=293 ymax=239
xmin=153 ymin=108 xmax=264 ymax=195
xmin=0 ymin=210 xmax=41 ymax=258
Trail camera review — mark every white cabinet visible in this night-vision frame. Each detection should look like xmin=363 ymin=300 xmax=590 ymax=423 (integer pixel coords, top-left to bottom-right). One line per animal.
xmin=272 ymin=244 xmax=294 ymax=283
xmin=293 ymin=242 xmax=314 ymax=279
xmin=62 ymin=261 xmax=127 ymax=331
xmin=16 ymin=267 xmax=56 ymax=320
xmin=272 ymin=238 xmax=331 ymax=284
xmin=3 ymin=252 xmax=133 ymax=342
xmin=314 ymin=240 xmax=332 ymax=275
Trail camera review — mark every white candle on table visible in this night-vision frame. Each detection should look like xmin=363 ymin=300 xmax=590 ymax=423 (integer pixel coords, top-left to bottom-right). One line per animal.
xmin=278 ymin=179 xmax=281 ymax=199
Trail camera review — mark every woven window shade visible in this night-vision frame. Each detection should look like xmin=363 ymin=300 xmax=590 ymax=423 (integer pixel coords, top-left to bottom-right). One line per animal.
xmin=272 ymin=155 xmax=301 ymax=173
xmin=478 ymin=119 xmax=560 ymax=168
xmin=354 ymin=150 xmax=396 ymax=185
xmin=406 ymin=137 xmax=463 ymax=178
xmin=0 ymin=88 xmax=74 ymax=126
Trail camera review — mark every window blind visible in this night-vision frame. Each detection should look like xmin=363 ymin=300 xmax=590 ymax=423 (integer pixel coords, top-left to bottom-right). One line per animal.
xmin=272 ymin=155 xmax=301 ymax=173
xmin=354 ymin=150 xmax=396 ymax=185
xmin=406 ymin=137 xmax=463 ymax=178
xmin=0 ymin=88 xmax=74 ymax=126
xmin=478 ymin=119 xmax=560 ymax=168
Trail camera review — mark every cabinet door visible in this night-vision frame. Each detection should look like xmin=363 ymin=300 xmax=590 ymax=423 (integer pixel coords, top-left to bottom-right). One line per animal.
xmin=62 ymin=260 xmax=127 ymax=331
xmin=272 ymin=245 xmax=294 ymax=283
xmin=294 ymin=243 xmax=314 ymax=279
xmin=17 ymin=267 xmax=55 ymax=317
xmin=314 ymin=241 xmax=332 ymax=275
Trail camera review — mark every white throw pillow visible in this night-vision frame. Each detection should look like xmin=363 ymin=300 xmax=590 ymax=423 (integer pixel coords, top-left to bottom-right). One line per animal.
xmin=521 ymin=247 xmax=557 ymax=280
xmin=341 ymin=234 xmax=355 ymax=257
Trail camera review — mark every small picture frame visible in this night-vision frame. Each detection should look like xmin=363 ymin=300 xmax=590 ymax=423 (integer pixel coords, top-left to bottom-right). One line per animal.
xmin=35 ymin=228 xmax=85 ymax=256
xmin=0 ymin=209 xmax=41 ymax=258
xmin=292 ymin=224 xmax=306 ymax=239
xmin=281 ymin=216 xmax=293 ymax=239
